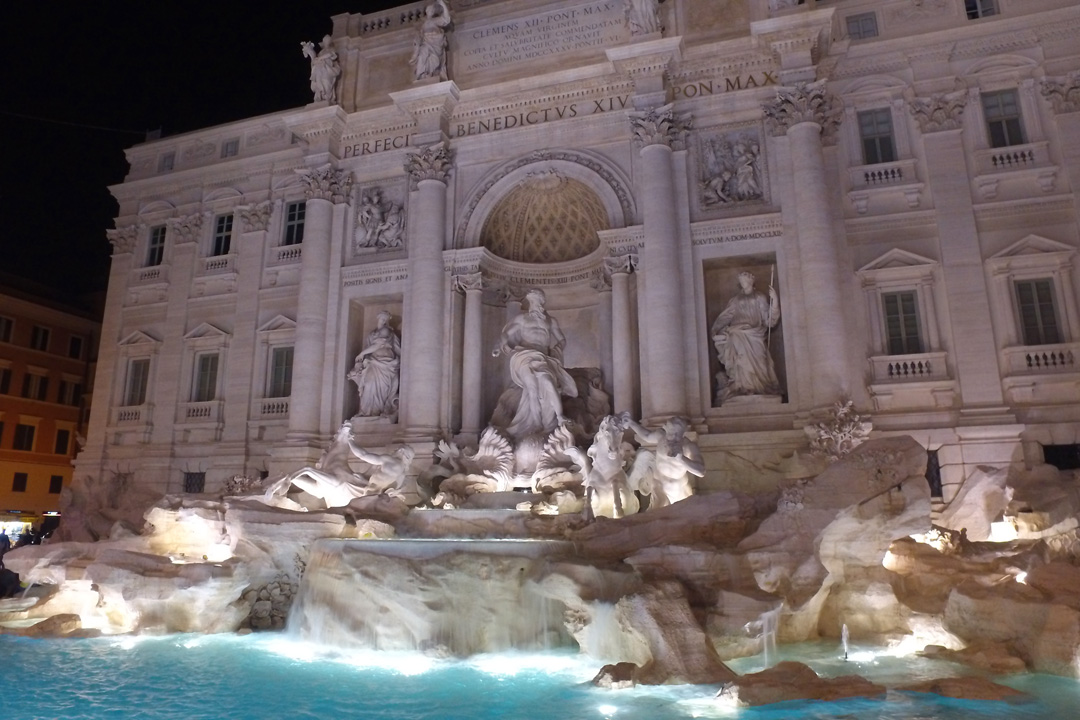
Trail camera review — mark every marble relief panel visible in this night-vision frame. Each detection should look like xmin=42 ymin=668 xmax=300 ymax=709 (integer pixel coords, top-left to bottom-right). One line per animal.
xmin=695 ymin=126 xmax=768 ymax=215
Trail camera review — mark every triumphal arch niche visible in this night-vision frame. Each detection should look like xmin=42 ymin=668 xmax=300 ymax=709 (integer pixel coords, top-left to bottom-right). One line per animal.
xmin=453 ymin=151 xmax=639 ymax=442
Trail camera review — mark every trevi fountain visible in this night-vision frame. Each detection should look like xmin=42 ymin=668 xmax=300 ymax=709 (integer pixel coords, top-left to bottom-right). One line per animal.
xmin=6 ymin=0 xmax=1080 ymax=717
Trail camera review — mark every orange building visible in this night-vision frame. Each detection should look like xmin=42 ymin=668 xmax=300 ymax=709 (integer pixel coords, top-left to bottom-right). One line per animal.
xmin=0 ymin=276 xmax=100 ymax=537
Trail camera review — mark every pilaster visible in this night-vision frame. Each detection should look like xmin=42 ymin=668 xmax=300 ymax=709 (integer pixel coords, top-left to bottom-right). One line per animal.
xmin=908 ymin=92 xmax=1010 ymax=419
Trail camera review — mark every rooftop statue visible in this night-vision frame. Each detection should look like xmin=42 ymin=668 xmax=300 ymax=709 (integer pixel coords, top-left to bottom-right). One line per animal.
xmin=711 ymin=270 xmax=781 ymax=403
xmin=490 ymin=289 xmax=578 ymax=440
xmin=624 ymin=0 xmax=662 ymax=36
xmin=411 ymin=0 xmax=453 ymax=81
xmin=348 ymin=311 xmax=401 ymax=420
xmin=301 ymin=34 xmax=341 ymax=104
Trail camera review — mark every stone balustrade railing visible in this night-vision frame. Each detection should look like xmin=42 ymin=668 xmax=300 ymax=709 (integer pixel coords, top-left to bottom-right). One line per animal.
xmin=974 ymin=140 xmax=1050 ymax=176
xmin=1003 ymin=342 xmax=1079 ymax=375
xmin=848 ymin=158 xmax=919 ymax=189
xmin=869 ymin=351 xmax=950 ymax=383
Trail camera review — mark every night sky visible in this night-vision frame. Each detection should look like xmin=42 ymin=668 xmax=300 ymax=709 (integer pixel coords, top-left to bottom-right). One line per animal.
xmin=1 ymin=1 xmax=403 ymax=301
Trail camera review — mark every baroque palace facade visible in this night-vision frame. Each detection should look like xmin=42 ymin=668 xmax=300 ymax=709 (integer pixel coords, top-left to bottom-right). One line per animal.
xmin=80 ymin=0 xmax=1080 ymax=509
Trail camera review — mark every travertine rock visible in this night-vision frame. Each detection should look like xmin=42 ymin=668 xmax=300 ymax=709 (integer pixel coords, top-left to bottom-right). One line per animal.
xmin=899 ymin=676 xmax=1031 ymax=702
xmin=727 ymin=661 xmax=885 ymax=706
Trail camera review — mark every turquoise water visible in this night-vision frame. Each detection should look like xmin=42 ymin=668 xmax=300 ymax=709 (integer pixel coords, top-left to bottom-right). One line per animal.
xmin=2 ymin=634 xmax=1078 ymax=719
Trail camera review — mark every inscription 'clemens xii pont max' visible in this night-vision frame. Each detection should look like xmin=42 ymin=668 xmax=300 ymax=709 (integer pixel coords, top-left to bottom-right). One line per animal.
xmin=455 ymin=1 xmax=627 ymax=74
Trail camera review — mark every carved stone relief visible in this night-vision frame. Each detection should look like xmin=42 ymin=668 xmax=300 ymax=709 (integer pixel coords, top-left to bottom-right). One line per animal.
xmin=908 ymin=91 xmax=967 ymax=133
xmin=405 ymin=141 xmax=453 ymax=187
xmin=239 ymin=202 xmax=273 ymax=233
xmin=697 ymin=128 xmax=766 ymax=208
xmin=762 ymin=82 xmax=842 ymax=141
xmin=623 ymin=0 xmax=662 ymax=36
xmin=168 ymin=214 xmax=204 ymax=244
xmin=629 ymin=103 xmax=693 ymax=149
xmin=106 ymin=226 xmax=138 ymax=255
xmin=1041 ymin=73 xmax=1080 ymax=115
xmin=298 ymin=165 xmax=352 ymax=203
xmin=354 ymin=187 xmax=406 ymax=251
xmin=888 ymin=0 xmax=949 ymax=23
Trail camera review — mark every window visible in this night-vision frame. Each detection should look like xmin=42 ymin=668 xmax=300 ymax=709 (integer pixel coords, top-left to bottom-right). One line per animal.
xmin=22 ymin=373 xmax=49 ymax=402
xmin=0 ymin=316 xmax=11 ymax=343
xmin=183 ymin=472 xmax=206 ymax=493
xmin=49 ymin=475 xmax=63 ymax=494
xmin=221 ymin=138 xmax=239 ymax=158
xmin=1015 ymin=279 xmax=1061 ymax=346
xmin=192 ymin=353 xmax=219 ymax=402
xmin=30 ymin=325 xmax=50 ymax=352
xmin=965 ymin=0 xmax=997 ymax=20
xmin=69 ymin=335 xmax=85 ymax=359
xmin=59 ymin=380 xmax=82 ymax=406
xmin=147 ymin=225 xmax=167 ymax=267
xmin=12 ymin=473 xmax=28 ymax=493
xmin=55 ymin=429 xmax=71 ymax=455
xmin=0 ymin=368 xmax=10 ymax=394
xmin=283 ymin=201 xmax=306 ymax=246
xmin=982 ymin=90 xmax=1025 ymax=148
xmin=858 ymin=109 xmax=896 ymax=165
xmin=158 ymin=152 xmax=175 ymax=173
xmin=124 ymin=358 xmax=150 ymax=406
xmin=846 ymin=12 xmax=878 ymax=40
xmin=882 ymin=291 xmax=922 ymax=355
xmin=212 ymin=214 xmax=233 ymax=256
xmin=13 ymin=424 xmax=35 ymax=451
xmin=268 ymin=347 xmax=294 ymax=398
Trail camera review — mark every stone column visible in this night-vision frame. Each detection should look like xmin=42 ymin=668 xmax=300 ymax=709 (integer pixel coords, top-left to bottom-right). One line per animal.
xmin=288 ymin=165 xmax=352 ymax=441
xmin=76 ymin=225 xmax=139 ymax=479
xmin=150 ymin=214 xmax=204 ymax=448
xmin=223 ymin=202 xmax=272 ymax=447
xmin=763 ymin=82 xmax=853 ymax=408
xmin=605 ymin=253 xmax=637 ymax=414
xmin=401 ymin=142 xmax=453 ymax=436
xmin=453 ymin=272 xmax=484 ymax=436
xmin=1041 ymin=73 xmax=1080 ymax=224
xmin=908 ymin=91 xmax=1006 ymax=413
xmin=630 ymin=105 xmax=692 ymax=419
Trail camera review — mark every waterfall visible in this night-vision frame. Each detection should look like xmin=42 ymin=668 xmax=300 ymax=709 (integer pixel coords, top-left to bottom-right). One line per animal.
xmin=287 ymin=538 xmax=573 ymax=654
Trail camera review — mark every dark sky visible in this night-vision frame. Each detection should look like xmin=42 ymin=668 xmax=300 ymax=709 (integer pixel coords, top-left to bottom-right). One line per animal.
xmin=1 ymin=1 xmax=402 ymax=301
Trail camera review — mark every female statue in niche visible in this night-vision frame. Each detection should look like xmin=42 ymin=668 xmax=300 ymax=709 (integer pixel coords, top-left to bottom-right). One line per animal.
xmin=348 ymin=311 xmax=401 ymax=419
xmin=411 ymin=0 xmax=453 ymax=81
xmin=711 ymin=271 xmax=781 ymax=403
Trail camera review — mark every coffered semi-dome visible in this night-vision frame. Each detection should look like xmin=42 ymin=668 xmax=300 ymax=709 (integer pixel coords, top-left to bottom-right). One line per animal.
xmin=480 ymin=171 xmax=608 ymax=263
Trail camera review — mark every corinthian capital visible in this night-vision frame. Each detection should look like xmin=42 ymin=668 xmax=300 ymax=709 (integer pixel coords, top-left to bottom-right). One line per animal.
xmin=604 ymin=252 xmax=638 ymax=275
xmin=907 ymin=90 xmax=967 ymax=133
xmin=168 ymin=214 xmax=204 ymax=244
xmin=452 ymin=272 xmax=483 ymax=294
xmin=298 ymin=164 xmax=352 ymax=203
xmin=1041 ymin=72 xmax=1080 ymax=115
xmin=106 ymin=225 xmax=138 ymax=255
xmin=239 ymin=202 xmax=273 ymax=232
xmin=405 ymin=141 xmax=453 ymax=187
xmin=629 ymin=103 xmax=693 ymax=149
xmin=762 ymin=82 xmax=842 ymax=140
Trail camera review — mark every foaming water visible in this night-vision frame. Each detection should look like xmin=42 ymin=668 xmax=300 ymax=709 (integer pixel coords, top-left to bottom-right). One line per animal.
xmin=1 ymin=634 xmax=1078 ymax=719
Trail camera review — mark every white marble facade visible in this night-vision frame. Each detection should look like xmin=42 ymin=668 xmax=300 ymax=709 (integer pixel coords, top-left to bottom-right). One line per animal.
xmin=79 ymin=0 xmax=1080 ymax=509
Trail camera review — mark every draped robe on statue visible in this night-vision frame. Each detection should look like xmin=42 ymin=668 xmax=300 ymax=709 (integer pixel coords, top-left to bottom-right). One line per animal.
xmin=711 ymin=289 xmax=780 ymax=402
